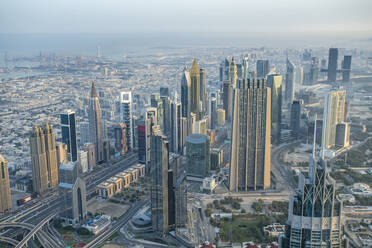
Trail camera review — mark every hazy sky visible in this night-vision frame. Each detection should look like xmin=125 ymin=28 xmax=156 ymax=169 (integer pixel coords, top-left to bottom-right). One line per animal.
xmin=1 ymin=0 xmax=372 ymax=38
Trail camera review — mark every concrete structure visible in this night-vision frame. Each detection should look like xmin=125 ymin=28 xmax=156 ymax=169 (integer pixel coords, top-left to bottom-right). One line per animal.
xmin=83 ymin=215 xmax=111 ymax=235
xmin=60 ymin=109 xmax=78 ymax=162
xmin=88 ymin=82 xmax=103 ymax=163
xmin=120 ymin=91 xmax=133 ymax=150
xmin=58 ymin=161 xmax=87 ymax=223
xmin=229 ymin=78 xmax=271 ymax=191
xmin=0 ymin=155 xmax=11 ymax=213
xmin=267 ymin=74 xmax=283 ymax=144
xmin=186 ymin=134 xmax=210 ymax=178
xmin=30 ymin=123 xmax=59 ymax=195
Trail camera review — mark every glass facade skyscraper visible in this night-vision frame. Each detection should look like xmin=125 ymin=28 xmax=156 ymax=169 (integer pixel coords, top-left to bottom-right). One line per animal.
xmin=61 ymin=110 xmax=78 ymax=162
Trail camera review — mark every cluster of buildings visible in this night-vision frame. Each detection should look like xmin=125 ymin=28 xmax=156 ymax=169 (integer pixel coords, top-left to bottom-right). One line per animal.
xmin=96 ymin=164 xmax=145 ymax=199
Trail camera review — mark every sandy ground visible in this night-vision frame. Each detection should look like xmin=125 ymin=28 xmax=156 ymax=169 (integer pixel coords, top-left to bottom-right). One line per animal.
xmin=87 ymin=198 xmax=130 ymax=218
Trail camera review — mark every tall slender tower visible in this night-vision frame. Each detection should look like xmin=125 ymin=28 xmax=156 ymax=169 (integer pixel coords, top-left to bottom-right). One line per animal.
xmin=229 ymin=79 xmax=271 ymax=191
xmin=150 ymin=132 xmax=169 ymax=233
xmin=120 ymin=91 xmax=133 ymax=150
xmin=200 ymin=67 xmax=207 ymax=116
xmin=285 ymin=59 xmax=296 ymax=105
xmin=181 ymin=67 xmax=191 ymax=118
xmin=60 ymin=110 xmax=78 ymax=162
xmin=0 ymin=155 xmax=11 ymax=213
xmin=190 ymin=58 xmax=200 ymax=120
xmin=30 ymin=123 xmax=59 ymax=194
xmin=88 ymin=82 xmax=103 ymax=163
xmin=267 ymin=74 xmax=282 ymax=144
xmin=256 ymin=60 xmax=270 ymax=79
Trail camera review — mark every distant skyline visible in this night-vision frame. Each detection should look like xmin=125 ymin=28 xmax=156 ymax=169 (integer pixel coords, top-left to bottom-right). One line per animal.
xmin=0 ymin=0 xmax=371 ymax=39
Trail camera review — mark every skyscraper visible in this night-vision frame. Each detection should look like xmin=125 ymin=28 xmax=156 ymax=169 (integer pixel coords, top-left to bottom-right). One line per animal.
xmin=280 ymin=129 xmax=342 ymax=247
xmin=150 ymin=133 xmax=169 ymax=233
xmin=200 ymin=67 xmax=207 ymax=115
xmin=181 ymin=67 xmax=191 ymax=118
xmin=145 ymin=107 xmax=158 ymax=172
xmin=88 ymin=82 xmax=103 ymax=163
xmin=267 ymin=74 xmax=282 ymax=144
xmin=256 ymin=59 xmax=269 ymax=78
xmin=190 ymin=58 xmax=200 ymax=120
xmin=285 ymin=59 xmax=296 ymax=105
xmin=0 ymin=155 xmax=11 ymax=213
xmin=58 ymin=161 xmax=87 ymax=223
xmin=290 ymin=100 xmax=301 ymax=137
xmin=223 ymin=80 xmax=233 ymax=121
xmin=114 ymin=123 xmax=127 ymax=156
xmin=322 ymin=90 xmax=347 ymax=149
xmin=120 ymin=91 xmax=133 ymax=150
xmin=229 ymin=57 xmax=238 ymax=88
xmin=342 ymin=55 xmax=352 ymax=83
xmin=210 ymin=97 xmax=217 ymax=130
xmin=327 ymin=48 xmax=338 ymax=82
xmin=171 ymin=101 xmax=182 ymax=153
xmin=186 ymin=134 xmax=210 ymax=178
xmin=30 ymin=123 xmax=59 ymax=195
xmin=61 ymin=109 xmax=78 ymax=162
xmin=229 ymin=79 xmax=271 ymax=191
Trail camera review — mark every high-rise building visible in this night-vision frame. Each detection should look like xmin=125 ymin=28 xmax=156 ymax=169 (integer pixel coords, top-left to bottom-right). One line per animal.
xmin=229 ymin=79 xmax=271 ymax=191
xmin=103 ymin=139 xmax=110 ymax=162
xmin=83 ymin=143 xmax=96 ymax=171
xmin=0 ymin=155 xmax=11 ymax=213
xmin=79 ymin=122 xmax=90 ymax=145
xmin=88 ymin=82 xmax=103 ymax=163
xmin=335 ymin=123 xmax=350 ymax=148
xmin=30 ymin=123 xmax=59 ymax=195
xmin=342 ymin=55 xmax=352 ymax=83
xmin=290 ymin=100 xmax=301 ymax=137
xmin=200 ymin=68 xmax=207 ymax=115
xmin=186 ymin=134 xmax=210 ymax=178
xmin=160 ymin=87 xmax=169 ymax=97
xmin=137 ymin=123 xmax=146 ymax=163
xmin=60 ymin=110 xmax=78 ymax=162
xmin=58 ymin=161 xmax=87 ymax=223
xmin=217 ymin=109 xmax=225 ymax=126
xmin=267 ymin=74 xmax=282 ymax=144
xmin=150 ymin=133 xmax=169 ymax=233
xmin=161 ymin=96 xmax=172 ymax=138
xmin=181 ymin=67 xmax=191 ymax=118
xmin=120 ymin=91 xmax=133 ymax=150
xmin=78 ymin=150 xmax=88 ymax=174
xmin=327 ymin=48 xmax=338 ymax=82
xmin=145 ymin=107 xmax=158 ymax=172
xmin=280 ymin=132 xmax=342 ymax=247
xmin=223 ymin=80 xmax=233 ymax=121
xmin=56 ymin=142 xmax=68 ymax=166
xmin=210 ymin=97 xmax=217 ymax=130
xmin=114 ymin=123 xmax=127 ymax=156
xmin=190 ymin=58 xmax=200 ymax=120
xmin=322 ymin=90 xmax=346 ymax=149
xmin=285 ymin=59 xmax=296 ymax=105
xmin=256 ymin=59 xmax=269 ymax=78
xmin=171 ymin=101 xmax=182 ymax=153
xmin=229 ymin=57 xmax=238 ymax=88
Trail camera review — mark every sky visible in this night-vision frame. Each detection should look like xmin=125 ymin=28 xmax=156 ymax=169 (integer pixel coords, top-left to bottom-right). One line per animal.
xmin=1 ymin=0 xmax=372 ymax=39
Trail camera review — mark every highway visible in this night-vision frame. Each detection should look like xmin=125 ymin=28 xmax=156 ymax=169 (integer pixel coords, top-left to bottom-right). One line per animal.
xmin=84 ymin=200 xmax=147 ymax=248
xmin=0 ymin=152 xmax=140 ymax=246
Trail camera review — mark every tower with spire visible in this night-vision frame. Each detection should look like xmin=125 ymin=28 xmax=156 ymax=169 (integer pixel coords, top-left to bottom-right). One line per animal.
xmin=88 ymin=82 xmax=103 ymax=164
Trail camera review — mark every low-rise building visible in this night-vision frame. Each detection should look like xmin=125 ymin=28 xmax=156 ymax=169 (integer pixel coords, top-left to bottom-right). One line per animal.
xmin=263 ymin=223 xmax=285 ymax=237
xmin=96 ymin=182 xmax=115 ymax=199
xmin=83 ymin=215 xmax=111 ymax=235
xmin=201 ymin=177 xmax=217 ymax=193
